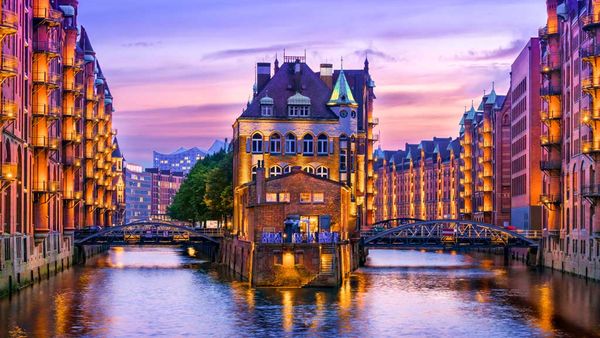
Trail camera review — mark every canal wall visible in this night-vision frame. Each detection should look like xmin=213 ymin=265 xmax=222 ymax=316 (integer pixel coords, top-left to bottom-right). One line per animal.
xmin=0 ymin=233 xmax=109 ymax=298
xmin=219 ymin=238 xmax=358 ymax=287
xmin=471 ymin=247 xmax=538 ymax=265
xmin=541 ymin=239 xmax=600 ymax=280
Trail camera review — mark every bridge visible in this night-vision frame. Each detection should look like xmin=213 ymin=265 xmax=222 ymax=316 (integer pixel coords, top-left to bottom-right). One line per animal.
xmin=74 ymin=221 xmax=223 ymax=245
xmin=361 ymin=219 xmax=539 ymax=249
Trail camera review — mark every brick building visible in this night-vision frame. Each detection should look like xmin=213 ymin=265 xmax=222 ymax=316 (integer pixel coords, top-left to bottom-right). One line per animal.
xmin=145 ymin=167 xmax=184 ymax=217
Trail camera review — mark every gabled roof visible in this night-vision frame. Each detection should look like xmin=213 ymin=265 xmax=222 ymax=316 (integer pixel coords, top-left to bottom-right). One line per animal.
xmin=327 ymin=69 xmax=358 ymax=107
xmin=78 ymin=26 xmax=95 ymax=55
xmin=112 ymin=138 xmax=123 ymax=158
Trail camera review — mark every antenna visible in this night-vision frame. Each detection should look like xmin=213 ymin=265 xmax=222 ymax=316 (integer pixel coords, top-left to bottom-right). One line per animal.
xmin=341 ymin=56 xmax=344 ymax=70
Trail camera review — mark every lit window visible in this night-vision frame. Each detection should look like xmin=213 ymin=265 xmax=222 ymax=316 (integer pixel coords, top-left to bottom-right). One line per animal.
xmin=279 ymin=192 xmax=290 ymax=202
xmin=300 ymin=193 xmax=312 ymax=203
xmin=303 ymin=166 xmax=315 ymax=174
xmin=270 ymin=133 xmax=281 ymax=154
xmin=303 ymin=134 xmax=314 ymax=155
xmin=285 ymin=133 xmax=296 ymax=154
xmin=316 ymin=166 xmax=329 ymax=179
xmin=252 ymin=133 xmax=263 ymax=153
xmin=269 ymin=165 xmax=282 ymax=177
xmin=266 ymin=193 xmax=278 ymax=202
xmin=313 ymin=192 xmax=324 ymax=203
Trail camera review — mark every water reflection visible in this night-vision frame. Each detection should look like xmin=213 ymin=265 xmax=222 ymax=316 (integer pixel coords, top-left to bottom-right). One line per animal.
xmin=1 ymin=247 xmax=599 ymax=337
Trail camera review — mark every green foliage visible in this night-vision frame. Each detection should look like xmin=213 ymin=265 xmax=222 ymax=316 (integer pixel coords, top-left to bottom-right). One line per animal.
xmin=168 ymin=150 xmax=233 ymax=223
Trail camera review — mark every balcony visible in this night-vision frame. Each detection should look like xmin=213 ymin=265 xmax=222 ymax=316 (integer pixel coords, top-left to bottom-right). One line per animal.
xmin=63 ymin=156 xmax=81 ymax=167
xmin=62 ymin=131 xmax=82 ymax=143
xmin=0 ymin=8 xmax=18 ymax=36
xmin=581 ymin=14 xmax=600 ymax=31
xmin=540 ymin=86 xmax=561 ymax=97
xmin=85 ymin=131 xmax=98 ymax=142
xmin=540 ymin=160 xmax=561 ymax=173
xmin=84 ymin=150 xmax=96 ymax=160
xmin=32 ymin=40 xmax=60 ymax=55
xmin=540 ymin=109 xmax=561 ymax=123
xmin=581 ymin=44 xmax=600 ymax=60
xmin=85 ymin=111 xmax=98 ymax=123
xmin=581 ymin=108 xmax=600 ymax=126
xmin=32 ymin=104 xmax=59 ymax=119
xmin=539 ymin=194 xmax=561 ymax=206
xmin=63 ymin=107 xmax=82 ymax=119
xmin=85 ymin=170 xmax=97 ymax=179
xmin=63 ymin=57 xmax=83 ymax=69
xmin=32 ymin=180 xmax=60 ymax=194
xmin=0 ymin=99 xmax=16 ymax=122
xmin=582 ymin=76 xmax=600 ymax=92
xmin=31 ymin=136 xmax=59 ymax=150
xmin=478 ymin=141 xmax=493 ymax=149
xmin=368 ymin=117 xmax=379 ymax=126
xmin=62 ymin=190 xmax=82 ymax=200
xmin=63 ymin=81 xmax=83 ymax=94
xmin=0 ymin=54 xmax=17 ymax=79
xmin=538 ymin=25 xmax=559 ymax=38
xmin=32 ymin=6 xmax=62 ymax=26
xmin=32 ymin=71 xmax=60 ymax=88
xmin=0 ymin=162 xmax=18 ymax=181
xmin=541 ymin=53 xmax=561 ymax=73
xmin=540 ymin=135 xmax=561 ymax=147
xmin=369 ymin=134 xmax=379 ymax=142
xmin=581 ymin=185 xmax=600 ymax=199
xmin=582 ymin=141 xmax=600 ymax=155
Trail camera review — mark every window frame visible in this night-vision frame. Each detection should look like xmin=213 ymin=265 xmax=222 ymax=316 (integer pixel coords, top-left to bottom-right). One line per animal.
xmin=251 ymin=133 xmax=263 ymax=154
xmin=303 ymin=134 xmax=314 ymax=155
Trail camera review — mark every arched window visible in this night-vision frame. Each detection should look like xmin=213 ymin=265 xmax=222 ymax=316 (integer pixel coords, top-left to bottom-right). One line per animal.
xmin=316 ymin=166 xmax=329 ymax=179
xmin=285 ymin=133 xmax=296 ymax=154
xmin=303 ymin=166 xmax=315 ymax=174
xmin=252 ymin=133 xmax=263 ymax=153
xmin=269 ymin=165 xmax=282 ymax=177
xmin=317 ymin=134 xmax=328 ymax=155
xmin=303 ymin=134 xmax=314 ymax=155
xmin=270 ymin=133 xmax=281 ymax=154
xmin=251 ymin=165 xmax=258 ymax=181
xmin=283 ymin=165 xmax=292 ymax=174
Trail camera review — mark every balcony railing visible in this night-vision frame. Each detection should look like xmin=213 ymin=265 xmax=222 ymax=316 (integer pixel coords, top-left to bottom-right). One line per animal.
xmin=0 ymin=54 xmax=17 ymax=78
xmin=84 ymin=150 xmax=96 ymax=159
xmin=62 ymin=190 xmax=82 ymax=200
xmin=538 ymin=25 xmax=559 ymax=38
xmin=32 ymin=104 xmax=59 ymax=119
xmin=541 ymin=53 xmax=561 ymax=73
xmin=32 ymin=180 xmax=60 ymax=193
xmin=0 ymin=8 xmax=18 ymax=35
xmin=581 ymin=14 xmax=600 ymax=31
xmin=32 ymin=71 xmax=60 ymax=88
xmin=539 ymin=194 xmax=561 ymax=205
xmin=582 ymin=141 xmax=600 ymax=154
xmin=368 ymin=117 xmax=379 ymax=126
xmin=582 ymin=76 xmax=600 ymax=91
xmin=32 ymin=6 xmax=62 ymax=25
xmin=581 ymin=44 xmax=600 ymax=59
xmin=0 ymin=162 xmax=18 ymax=181
xmin=581 ymin=108 xmax=600 ymax=126
xmin=540 ymin=160 xmax=561 ymax=172
xmin=63 ymin=106 xmax=82 ymax=119
xmin=540 ymin=109 xmax=561 ymax=122
xmin=62 ymin=131 xmax=82 ymax=143
xmin=63 ymin=81 xmax=83 ymax=94
xmin=31 ymin=136 xmax=59 ymax=150
xmin=369 ymin=134 xmax=379 ymax=142
xmin=581 ymin=185 xmax=600 ymax=198
xmin=63 ymin=156 xmax=81 ymax=167
xmin=62 ymin=57 xmax=83 ymax=69
xmin=540 ymin=135 xmax=561 ymax=147
xmin=0 ymin=99 xmax=16 ymax=121
xmin=32 ymin=40 xmax=60 ymax=55
xmin=540 ymin=86 xmax=561 ymax=96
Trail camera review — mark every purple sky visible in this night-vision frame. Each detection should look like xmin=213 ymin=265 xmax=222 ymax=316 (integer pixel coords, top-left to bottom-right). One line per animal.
xmin=77 ymin=0 xmax=546 ymax=166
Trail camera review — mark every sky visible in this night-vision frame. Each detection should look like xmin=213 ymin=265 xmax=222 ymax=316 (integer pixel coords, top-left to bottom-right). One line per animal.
xmin=76 ymin=0 xmax=547 ymax=166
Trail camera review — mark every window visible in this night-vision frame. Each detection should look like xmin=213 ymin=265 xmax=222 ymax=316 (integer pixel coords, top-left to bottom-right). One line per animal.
xmin=269 ymin=165 xmax=282 ymax=177
xmin=316 ymin=166 xmax=329 ymax=179
xmin=266 ymin=193 xmax=278 ymax=202
xmin=288 ymin=105 xmax=310 ymax=117
xmin=300 ymin=193 xmax=312 ymax=203
xmin=285 ymin=133 xmax=296 ymax=154
xmin=252 ymin=133 xmax=263 ymax=153
xmin=270 ymin=133 xmax=281 ymax=154
xmin=313 ymin=192 xmax=324 ymax=203
xmin=303 ymin=166 xmax=315 ymax=174
xmin=251 ymin=165 xmax=258 ymax=181
xmin=317 ymin=134 xmax=328 ymax=154
xmin=283 ymin=166 xmax=292 ymax=174
xmin=340 ymin=149 xmax=348 ymax=172
xmin=261 ymin=105 xmax=273 ymax=116
xmin=303 ymin=134 xmax=314 ymax=155
xmin=279 ymin=192 xmax=290 ymax=202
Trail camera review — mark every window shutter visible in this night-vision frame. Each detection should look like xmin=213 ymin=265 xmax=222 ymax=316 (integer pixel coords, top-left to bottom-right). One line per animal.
xmin=297 ymin=139 xmax=302 ymax=154
xmin=329 ymin=138 xmax=334 ymax=154
xmin=246 ymin=138 xmax=251 ymax=153
xmin=265 ymin=138 xmax=270 ymax=153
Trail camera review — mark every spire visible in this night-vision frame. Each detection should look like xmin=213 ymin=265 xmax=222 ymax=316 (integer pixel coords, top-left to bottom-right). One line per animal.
xmin=364 ymin=53 xmax=369 ymax=72
xmin=486 ymin=83 xmax=497 ymax=105
xmin=112 ymin=137 xmax=123 ymax=158
xmin=327 ymin=68 xmax=358 ymax=107
xmin=274 ymin=53 xmax=279 ymax=72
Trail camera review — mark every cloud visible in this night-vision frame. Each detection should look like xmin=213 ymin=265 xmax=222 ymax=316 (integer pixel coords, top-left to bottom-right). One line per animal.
xmin=121 ymin=41 xmax=162 ymax=48
xmin=202 ymin=44 xmax=299 ymax=60
xmin=455 ymin=39 xmax=527 ymax=61
xmin=353 ymin=48 xmax=400 ymax=62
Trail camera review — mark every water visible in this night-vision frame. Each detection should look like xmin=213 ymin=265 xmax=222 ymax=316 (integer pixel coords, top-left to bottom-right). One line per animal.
xmin=1 ymin=246 xmax=599 ymax=337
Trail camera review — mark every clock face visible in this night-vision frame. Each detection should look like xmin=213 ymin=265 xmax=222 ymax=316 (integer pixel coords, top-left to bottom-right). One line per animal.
xmin=340 ymin=110 xmax=348 ymax=118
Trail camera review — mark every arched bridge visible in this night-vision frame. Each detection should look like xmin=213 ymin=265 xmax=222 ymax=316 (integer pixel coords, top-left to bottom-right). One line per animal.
xmin=362 ymin=219 xmax=539 ymax=248
xmin=74 ymin=221 xmax=222 ymax=245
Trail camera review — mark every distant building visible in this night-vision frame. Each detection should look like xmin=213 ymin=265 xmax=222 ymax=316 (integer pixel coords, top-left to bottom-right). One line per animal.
xmin=152 ymin=139 xmax=230 ymax=175
xmin=124 ymin=163 xmax=152 ymax=223
xmin=144 ymin=168 xmax=184 ymax=217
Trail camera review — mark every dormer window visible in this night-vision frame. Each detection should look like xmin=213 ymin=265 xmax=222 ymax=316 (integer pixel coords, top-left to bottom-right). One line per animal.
xmin=260 ymin=95 xmax=274 ymax=116
xmin=287 ymin=92 xmax=311 ymax=117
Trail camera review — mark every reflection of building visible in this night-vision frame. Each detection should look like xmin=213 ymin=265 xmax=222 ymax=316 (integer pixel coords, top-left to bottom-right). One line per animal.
xmin=226 ymin=55 xmax=377 ymax=286
xmin=374 ymin=138 xmax=461 ymax=222
xmin=0 ymin=0 xmax=122 ymax=295
xmin=145 ymin=168 xmax=184 ymax=217
xmin=124 ymin=163 xmax=152 ymax=223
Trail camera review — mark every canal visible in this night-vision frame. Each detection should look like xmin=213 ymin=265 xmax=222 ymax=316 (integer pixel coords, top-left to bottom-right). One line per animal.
xmin=1 ymin=246 xmax=599 ymax=337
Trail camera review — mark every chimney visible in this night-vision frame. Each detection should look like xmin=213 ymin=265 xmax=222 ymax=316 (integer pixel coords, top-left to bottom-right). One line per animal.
xmin=256 ymin=62 xmax=271 ymax=94
xmin=320 ymin=63 xmax=333 ymax=89
xmin=256 ymin=167 xmax=266 ymax=204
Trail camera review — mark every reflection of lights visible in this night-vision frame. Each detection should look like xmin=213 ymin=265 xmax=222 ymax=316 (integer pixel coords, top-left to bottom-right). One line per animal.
xmin=536 ymin=284 xmax=554 ymax=333
xmin=187 ymin=247 xmax=196 ymax=257
xmin=283 ymin=252 xmax=294 ymax=267
xmin=54 ymin=292 xmax=71 ymax=335
xmin=282 ymin=290 xmax=293 ymax=332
